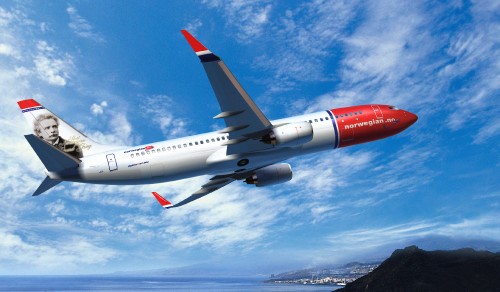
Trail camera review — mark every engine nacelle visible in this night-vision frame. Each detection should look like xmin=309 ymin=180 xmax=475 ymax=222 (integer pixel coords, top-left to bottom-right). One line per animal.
xmin=245 ymin=163 xmax=293 ymax=187
xmin=261 ymin=121 xmax=313 ymax=147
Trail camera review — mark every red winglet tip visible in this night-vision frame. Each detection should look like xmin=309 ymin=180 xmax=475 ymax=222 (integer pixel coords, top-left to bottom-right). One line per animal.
xmin=152 ymin=192 xmax=172 ymax=208
xmin=181 ymin=30 xmax=208 ymax=53
xmin=18 ymin=99 xmax=41 ymax=110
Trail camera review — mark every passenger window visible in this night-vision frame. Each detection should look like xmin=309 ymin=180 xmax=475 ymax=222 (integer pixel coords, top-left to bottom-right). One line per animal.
xmin=314 ymin=119 xmax=318 ymax=122
xmin=309 ymin=120 xmax=312 ymax=123
xmin=216 ymin=137 xmax=220 ymax=141
xmin=335 ymin=116 xmax=339 ymax=118
xmin=195 ymin=142 xmax=198 ymax=145
xmin=146 ymin=151 xmax=150 ymax=155
xmin=211 ymin=138 xmax=215 ymax=142
xmin=183 ymin=144 xmax=187 ymax=148
xmin=320 ymin=118 xmax=323 ymax=121
xmin=354 ymin=112 xmax=357 ymax=115
xmin=340 ymin=114 xmax=343 ymax=117
xmin=221 ymin=136 xmax=226 ymax=140
xmin=152 ymin=150 xmax=156 ymax=153
xmin=173 ymin=146 xmax=176 ymax=150
xmin=325 ymin=117 xmax=329 ymax=120
xmin=167 ymin=147 xmax=171 ymax=151
xmin=141 ymin=152 xmax=145 ymax=156
xmin=359 ymin=111 xmax=363 ymax=114
xmin=178 ymin=144 xmax=181 ymax=148
xmin=130 ymin=154 xmax=134 ymax=158
xmin=162 ymin=147 xmax=166 ymax=151
xmin=136 ymin=153 xmax=140 ymax=157
xmin=200 ymin=141 xmax=204 ymax=144
xmin=189 ymin=142 xmax=193 ymax=146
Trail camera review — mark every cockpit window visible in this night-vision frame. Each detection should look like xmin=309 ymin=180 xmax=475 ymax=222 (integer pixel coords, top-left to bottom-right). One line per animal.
xmin=389 ymin=106 xmax=399 ymax=110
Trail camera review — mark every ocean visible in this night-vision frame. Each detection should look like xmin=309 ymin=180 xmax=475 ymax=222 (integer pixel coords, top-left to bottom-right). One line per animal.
xmin=0 ymin=276 xmax=342 ymax=291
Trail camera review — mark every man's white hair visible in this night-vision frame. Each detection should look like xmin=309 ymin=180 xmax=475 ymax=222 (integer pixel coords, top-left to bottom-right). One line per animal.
xmin=33 ymin=113 xmax=59 ymax=135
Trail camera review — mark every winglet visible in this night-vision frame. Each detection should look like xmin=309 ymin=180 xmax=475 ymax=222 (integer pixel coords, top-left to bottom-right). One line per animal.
xmin=181 ymin=30 xmax=220 ymax=62
xmin=152 ymin=192 xmax=172 ymax=209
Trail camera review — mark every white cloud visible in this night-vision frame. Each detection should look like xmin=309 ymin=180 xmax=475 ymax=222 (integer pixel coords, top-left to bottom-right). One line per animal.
xmin=139 ymin=95 xmax=192 ymax=138
xmin=203 ymin=0 xmax=273 ymax=42
xmin=252 ymin=1 xmax=358 ymax=91
xmin=290 ymin=150 xmax=376 ymax=194
xmin=67 ymin=5 xmax=105 ymax=43
xmin=90 ymin=112 xmax=134 ymax=145
xmin=0 ymin=228 xmax=117 ymax=274
xmin=0 ymin=6 xmax=16 ymax=26
xmin=156 ymin=182 xmax=288 ymax=250
xmin=326 ymin=213 xmax=500 ymax=254
xmin=46 ymin=199 xmax=66 ymax=217
xmin=0 ymin=43 xmax=16 ymax=56
xmin=39 ymin=22 xmax=49 ymax=33
xmin=185 ymin=19 xmax=203 ymax=34
xmin=473 ymin=118 xmax=500 ymax=144
xmin=441 ymin=2 xmax=500 ymax=131
xmin=34 ymin=41 xmax=74 ymax=86
xmin=90 ymin=100 xmax=108 ymax=116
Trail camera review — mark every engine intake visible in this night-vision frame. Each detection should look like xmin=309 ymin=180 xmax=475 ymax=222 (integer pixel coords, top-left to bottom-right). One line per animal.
xmin=245 ymin=163 xmax=293 ymax=187
xmin=261 ymin=121 xmax=313 ymax=147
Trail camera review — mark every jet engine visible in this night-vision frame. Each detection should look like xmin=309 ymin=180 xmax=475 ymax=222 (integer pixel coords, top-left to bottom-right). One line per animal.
xmin=245 ymin=163 xmax=293 ymax=187
xmin=261 ymin=121 xmax=313 ymax=147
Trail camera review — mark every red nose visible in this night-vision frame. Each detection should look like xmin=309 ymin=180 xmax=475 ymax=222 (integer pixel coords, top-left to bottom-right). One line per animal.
xmin=405 ymin=111 xmax=418 ymax=126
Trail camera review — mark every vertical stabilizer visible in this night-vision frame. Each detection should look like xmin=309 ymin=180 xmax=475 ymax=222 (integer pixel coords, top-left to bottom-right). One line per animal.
xmin=17 ymin=99 xmax=120 ymax=158
xmin=24 ymin=134 xmax=80 ymax=173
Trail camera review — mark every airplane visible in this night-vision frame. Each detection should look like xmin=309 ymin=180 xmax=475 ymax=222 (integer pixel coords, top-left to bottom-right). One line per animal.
xmin=18 ymin=30 xmax=418 ymax=209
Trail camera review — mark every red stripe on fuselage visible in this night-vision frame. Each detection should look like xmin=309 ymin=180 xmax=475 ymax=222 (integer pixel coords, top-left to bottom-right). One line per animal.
xmin=17 ymin=99 xmax=41 ymax=110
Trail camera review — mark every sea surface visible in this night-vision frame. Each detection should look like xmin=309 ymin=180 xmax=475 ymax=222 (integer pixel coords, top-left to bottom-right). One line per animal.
xmin=0 ymin=276 xmax=342 ymax=292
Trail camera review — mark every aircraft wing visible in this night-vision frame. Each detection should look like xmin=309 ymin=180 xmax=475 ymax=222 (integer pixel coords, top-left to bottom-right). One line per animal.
xmin=181 ymin=30 xmax=274 ymax=155
xmin=152 ymin=168 xmax=263 ymax=209
xmin=153 ymin=176 xmax=235 ymax=209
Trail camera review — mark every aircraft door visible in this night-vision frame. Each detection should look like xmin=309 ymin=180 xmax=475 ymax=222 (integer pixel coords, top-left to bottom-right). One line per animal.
xmin=371 ymin=105 xmax=384 ymax=119
xmin=106 ymin=154 xmax=118 ymax=171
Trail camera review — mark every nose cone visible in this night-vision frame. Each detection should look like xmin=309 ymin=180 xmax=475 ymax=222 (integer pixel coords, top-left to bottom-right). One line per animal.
xmin=406 ymin=111 xmax=418 ymax=126
xmin=397 ymin=110 xmax=418 ymax=132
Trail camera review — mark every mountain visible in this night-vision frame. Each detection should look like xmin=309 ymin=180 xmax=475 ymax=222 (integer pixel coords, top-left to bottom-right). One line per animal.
xmin=338 ymin=245 xmax=500 ymax=292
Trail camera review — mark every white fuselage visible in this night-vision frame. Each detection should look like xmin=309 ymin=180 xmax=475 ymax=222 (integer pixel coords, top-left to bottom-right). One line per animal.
xmin=72 ymin=110 xmax=336 ymax=185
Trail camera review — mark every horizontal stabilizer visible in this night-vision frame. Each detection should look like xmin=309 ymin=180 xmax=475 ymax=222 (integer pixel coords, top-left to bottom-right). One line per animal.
xmin=24 ymin=134 xmax=79 ymax=173
xmin=33 ymin=176 xmax=62 ymax=196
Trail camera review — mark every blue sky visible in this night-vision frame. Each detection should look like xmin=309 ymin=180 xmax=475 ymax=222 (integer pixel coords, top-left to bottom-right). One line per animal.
xmin=0 ymin=0 xmax=498 ymax=275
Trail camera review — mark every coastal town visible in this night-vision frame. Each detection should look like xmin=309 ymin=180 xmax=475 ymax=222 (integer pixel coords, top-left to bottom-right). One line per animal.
xmin=268 ymin=262 xmax=379 ymax=286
